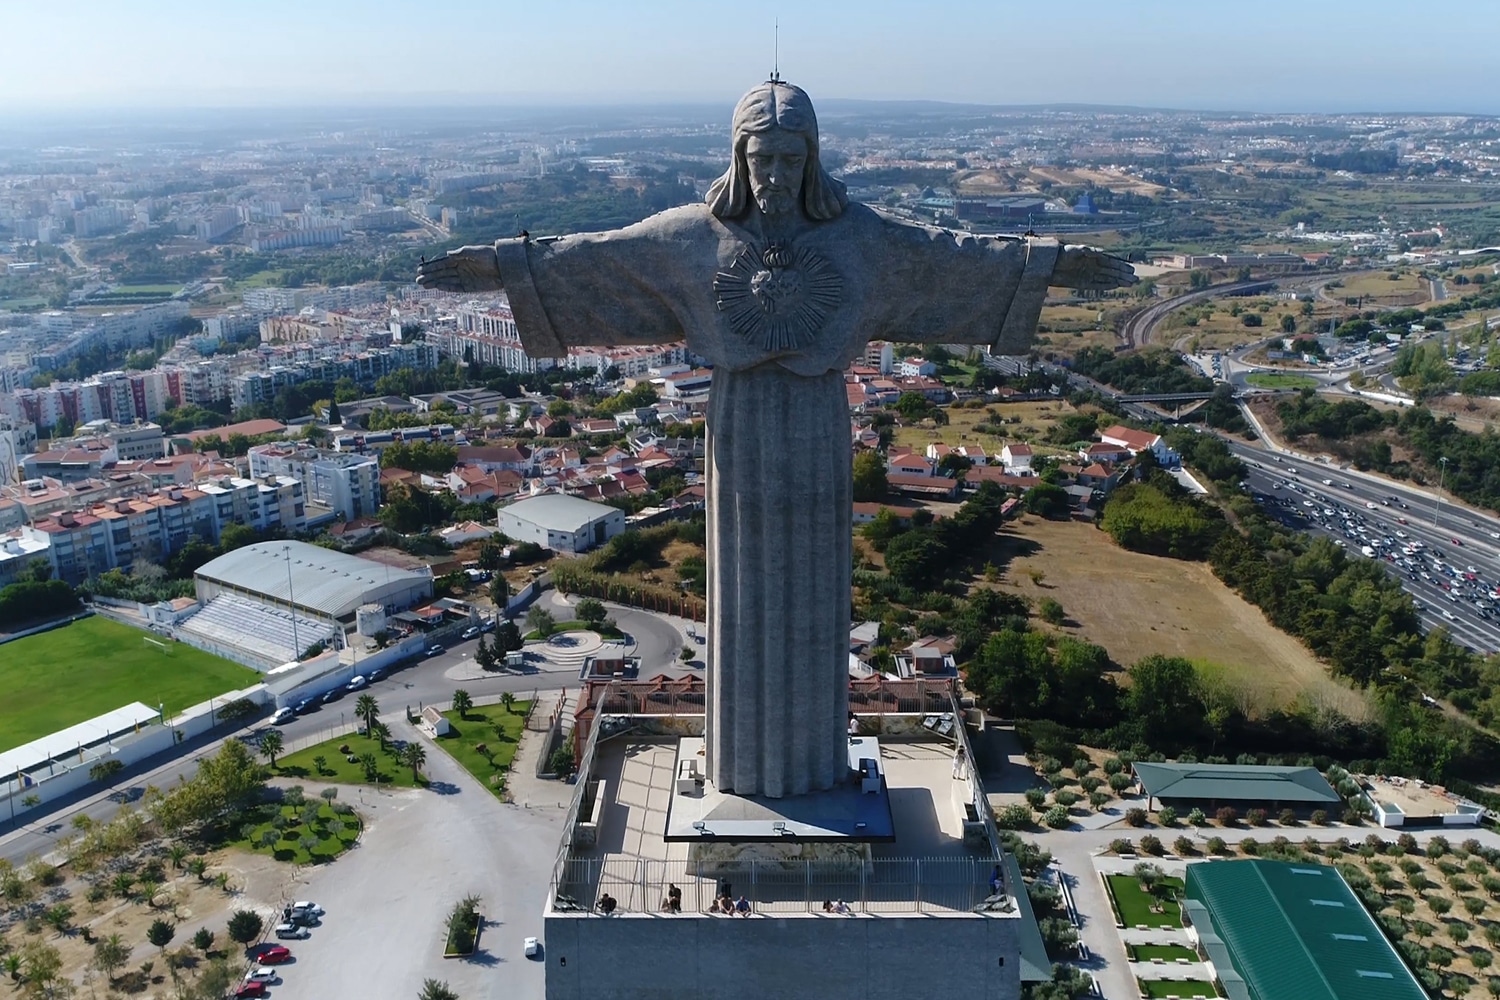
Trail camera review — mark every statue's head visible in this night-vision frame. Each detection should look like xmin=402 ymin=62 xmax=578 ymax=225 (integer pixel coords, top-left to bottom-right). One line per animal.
xmin=706 ymin=81 xmax=847 ymax=222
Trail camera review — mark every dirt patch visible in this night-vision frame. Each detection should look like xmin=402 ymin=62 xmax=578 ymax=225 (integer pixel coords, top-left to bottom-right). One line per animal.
xmin=988 ymin=515 xmax=1372 ymax=720
xmin=1 ymin=847 xmax=297 ymax=995
xmin=891 ymin=399 xmax=1083 ymax=457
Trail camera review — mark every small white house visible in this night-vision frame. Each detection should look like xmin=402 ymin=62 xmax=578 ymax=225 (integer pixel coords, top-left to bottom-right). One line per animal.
xmin=1000 ymin=443 xmax=1033 ymax=473
xmin=421 ymin=705 xmax=451 ymax=737
xmin=496 ymin=493 xmax=625 ymax=554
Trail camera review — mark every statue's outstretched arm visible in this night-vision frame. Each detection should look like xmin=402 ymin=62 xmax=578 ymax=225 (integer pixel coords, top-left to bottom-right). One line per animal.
xmin=1051 ymin=245 xmax=1138 ymax=291
xmin=415 ymin=245 xmax=504 ymax=293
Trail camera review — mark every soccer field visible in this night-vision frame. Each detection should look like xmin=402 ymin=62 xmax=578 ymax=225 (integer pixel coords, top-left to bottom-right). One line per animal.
xmin=0 ymin=616 xmax=261 ymax=753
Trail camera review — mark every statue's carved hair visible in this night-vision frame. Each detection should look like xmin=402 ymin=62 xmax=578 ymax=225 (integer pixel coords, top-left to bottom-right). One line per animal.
xmin=706 ymin=81 xmax=847 ymax=222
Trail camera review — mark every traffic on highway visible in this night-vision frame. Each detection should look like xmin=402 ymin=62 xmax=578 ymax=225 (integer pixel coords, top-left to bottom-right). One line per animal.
xmin=1234 ymin=443 xmax=1500 ymax=655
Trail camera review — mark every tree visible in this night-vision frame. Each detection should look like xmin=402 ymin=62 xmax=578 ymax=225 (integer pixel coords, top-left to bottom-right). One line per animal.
xmin=474 ymin=633 xmax=497 ymax=671
xmin=88 ymin=759 xmax=124 ymax=784
xmin=1280 ymin=313 xmax=1297 ymax=333
xmin=1126 ymin=655 xmax=1206 ymax=746
xmin=574 ymin=597 xmax=607 ymax=626
xmin=327 ymin=398 xmax=342 ymax=425
xmin=360 ymin=752 xmax=380 ymax=781
xmin=369 ymin=721 xmax=390 ymax=749
xmin=18 ymin=942 xmax=62 ymax=996
xmin=418 ymin=979 xmax=460 ymax=1000
xmin=91 ymin=933 xmax=130 ymax=984
xmin=355 ymin=693 xmax=380 ymax=735
xmin=451 ymin=689 xmax=473 ymax=719
xmin=501 ymin=692 xmax=516 ymax=714
xmin=226 ymin=910 xmax=263 ymax=948
xmin=526 ymin=605 xmax=555 ymax=637
xmin=258 ymin=730 xmax=283 ymax=768
xmin=146 ymin=918 xmax=175 ymax=952
xmin=488 ymin=575 xmax=510 ymax=607
xmin=1024 ymin=482 xmax=1071 ymax=518
xmin=192 ymin=927 xmax=214 ymax=954
xmin=851 ymin=450 xmax=888 ymax=502
xmin=1038 ymin=598 xmax=1066 ymax=625
xmin=400 ymin=743 xmax=428 ymax=782
xmin=496 ymin=618 xmax=523 ymax=652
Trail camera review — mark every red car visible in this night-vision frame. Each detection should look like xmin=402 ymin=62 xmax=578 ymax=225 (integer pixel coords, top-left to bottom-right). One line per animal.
xmin=259 ymin=945 xmax=291 ymax=964
xmin=1453 ymin=538 xmax=1464 ymax=546
xmin=234 ymin=984 xmax=266 ymax=999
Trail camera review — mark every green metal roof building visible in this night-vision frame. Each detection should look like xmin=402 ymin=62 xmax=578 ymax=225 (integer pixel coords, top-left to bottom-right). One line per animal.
xmin=1132 ymin=761 xmax=1340 ymax=811
xmin=1185 ymin=860 xmax=1426 ymax=1000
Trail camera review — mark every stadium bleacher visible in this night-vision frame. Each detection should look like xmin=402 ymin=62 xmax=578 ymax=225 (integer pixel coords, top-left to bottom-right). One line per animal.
xmin=177 ymin=593 xmax=337 ymax=669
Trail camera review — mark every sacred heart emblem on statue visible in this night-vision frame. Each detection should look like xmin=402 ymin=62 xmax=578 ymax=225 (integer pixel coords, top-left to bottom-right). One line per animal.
xmin=714 ymin=242 xmax=843 ymax=351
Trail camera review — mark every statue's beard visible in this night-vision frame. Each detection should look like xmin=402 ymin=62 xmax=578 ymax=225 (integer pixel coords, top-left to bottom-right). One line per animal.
xmin=755 ymin=189 xmax=797 ymax=216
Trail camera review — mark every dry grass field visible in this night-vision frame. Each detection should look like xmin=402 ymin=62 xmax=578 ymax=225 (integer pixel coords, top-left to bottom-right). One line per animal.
xmin=891 ymin=399 xmax=1082 ymax=456
xmin=1332 ymin=270 xmax=1430 ymax=306
xmin=1037 ymin=301 xmax=1121 ymax=353
xmin=988 ymin=515 xmax=1373 ymax=720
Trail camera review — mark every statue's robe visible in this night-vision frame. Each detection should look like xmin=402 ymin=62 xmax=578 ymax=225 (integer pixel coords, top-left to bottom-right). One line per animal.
xmin=496 ymin=202 xmax=1057 ymax=798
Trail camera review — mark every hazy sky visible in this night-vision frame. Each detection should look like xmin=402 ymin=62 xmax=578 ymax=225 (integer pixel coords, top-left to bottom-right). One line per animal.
xmin=3 ymin=0 xmax=1496 ymax=114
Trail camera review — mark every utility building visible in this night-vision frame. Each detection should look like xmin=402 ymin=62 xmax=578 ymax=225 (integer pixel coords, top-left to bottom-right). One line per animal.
xmin=496 ymin=494 xmax=624 ymax=554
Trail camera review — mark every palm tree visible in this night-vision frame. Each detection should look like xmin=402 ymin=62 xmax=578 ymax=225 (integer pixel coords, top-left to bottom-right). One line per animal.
xmin=419 ymin=979 xmax=459 ymax=1000
xmin=400 ymin=743 xmax=428 ymax=781
xmin=355 ymin=693 xmax=380 ymax=735
xmin=167 ymin=844 xmax=188 ymax=870
xmin=259 ymin=730 xmax=284 ymax=768
xmin=369 ymin=721 xmax=391 ymax=749
xmin=500 ymin=692 xmax=516 ymax=715
xmin=185 ymin=857 xmax=208 ymax=882
xmin=451 ymin=689 xmax=473 ymax=719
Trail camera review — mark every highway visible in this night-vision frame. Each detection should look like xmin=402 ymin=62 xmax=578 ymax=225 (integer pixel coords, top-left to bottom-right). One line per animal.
xmin=0 ymin=594 xmax=695 ymax=864
xmin=1229 ymin=440 xmax=1500 ymax=655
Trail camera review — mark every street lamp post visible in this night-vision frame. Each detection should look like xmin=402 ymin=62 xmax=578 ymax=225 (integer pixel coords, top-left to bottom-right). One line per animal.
xmin=1434 ymin=456 xmax=1449 ymax=528
xmin=284 ymin=545 xmax=301 ymax=659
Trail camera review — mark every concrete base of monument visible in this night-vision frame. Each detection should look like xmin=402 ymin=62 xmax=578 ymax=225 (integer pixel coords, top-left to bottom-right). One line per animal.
xmin=663 ymin=736 xmax=897 ymax=845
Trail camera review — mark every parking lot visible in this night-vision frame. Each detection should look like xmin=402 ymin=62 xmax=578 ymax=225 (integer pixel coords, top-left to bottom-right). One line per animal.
xmin=261 ymin=720 xmax=563 ymax=1000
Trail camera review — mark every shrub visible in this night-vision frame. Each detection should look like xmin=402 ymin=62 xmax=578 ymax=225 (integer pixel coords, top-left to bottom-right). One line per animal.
xmin=1043 ymin=805 xmax=1071 ymax=829
xmin=1102 ymin=757 xmax=1125 ymax=775
xmin=1024 ymin=787 xmax=1048 ymax=810
xmin=1397 ymin=833 xmax=1419 ymax=852
xmin=1157 ymin=806 xmax=1177 ymax=827
xmin=1429 ymin=835 xmax=1451 ymax=858
xmin=1125 ymin=808 xmax=1148 ymax=827
xmin=1139 ymin=835 xmax=1164 ymax=857
xmin=1240 ymin=837 xmax=1261 ymax=856
xmin=1302 ymin=837 xmax=1322 ymax=855
xmin=1089 ymin=790 xmax=1110 ymax=810
xmin=1279 ymin=808 xmax=1298 ymax=826
xmin=1047 ymin=772 xmax=1072 ymax=790
xmin=1174 ymin=836 xmax=1196 ymax=856
xmin=1216 ymin=806 xmax=1238 ymax=827
xmin=1053 ymin=789 xmax=1079 ymax=808
xmin=1080 ymin=775 xmax=1103 ymax=794
xmin=1107 ymin=773 xmax=1133 ymax=793
xmin=1246 ymin=808 xmax=1268 ymax=827
xmin=1188 ymin=807 xmax=1206 ymax=826
xmin=1071 ymin=758 xmax=1094 ymax=778
xmin=997 ymin=804 xmax=1033 ymax=830
xmin=1206 ymin=836 xmax=1229 ymax=856
xmin=1109 ymin=838 xmax=1135 ymax=855
xmin=1310 ymin=809 xmax=1328 ymax=825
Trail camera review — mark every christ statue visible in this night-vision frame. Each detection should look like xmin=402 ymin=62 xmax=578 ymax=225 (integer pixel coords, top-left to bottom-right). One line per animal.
xmin=418 ymin=80 xmax=1135 ymax=800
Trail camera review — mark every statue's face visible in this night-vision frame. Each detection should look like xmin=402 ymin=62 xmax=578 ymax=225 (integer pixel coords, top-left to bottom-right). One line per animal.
xmin=744 ymin=129 xmax=807 ymax=216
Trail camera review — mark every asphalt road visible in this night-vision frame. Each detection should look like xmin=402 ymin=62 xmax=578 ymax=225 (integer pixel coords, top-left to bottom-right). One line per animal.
xmin=0 ymin=595 xmax=694 ymax=864
xmin=1231 ymin=441 xmax=1500 ymax=655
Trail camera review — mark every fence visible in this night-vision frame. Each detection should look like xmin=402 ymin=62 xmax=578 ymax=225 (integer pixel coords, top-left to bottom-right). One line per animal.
xmin=553 ymin=856 xmax=1003 ymax=917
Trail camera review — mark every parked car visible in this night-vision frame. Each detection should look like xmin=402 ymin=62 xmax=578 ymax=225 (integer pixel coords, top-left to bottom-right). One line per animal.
xmin=346 ymin=675 xmax=368 ymax=691
xmin=427 ymin=644 xmax=445 ymax=658
xmin=273 ymin=923 xmax=309 ymax=939
xmin=461 ymin=626 xmax=481 ymax=640
xmin=244 ymin=968 xmax=279 ymax=984
xmin=270 ymin=707 xmax=295 ymax=725
xmin=480 ymin=618 xmax=496 ymax=633
xmin=292 ymin=901 xmax=325 ymax=916
xmin=524 ymin=936 xmax=542 ymax=958
xmin=320 ymin=689 xmax=343 ymax=705
xmin=259 ymin=945 xmax=291 ymax=964
xmin=233 ymin=984 xmax=266 ymax=999
xmin=294 ymin=699 xmax=314 ymax=714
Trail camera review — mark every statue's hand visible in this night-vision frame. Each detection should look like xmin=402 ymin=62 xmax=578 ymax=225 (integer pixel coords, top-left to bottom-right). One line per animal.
xmin=416 ymin=245 xmax=503 ymax=293
xmin=1052 ymin=245 xmax=1138 ymax=291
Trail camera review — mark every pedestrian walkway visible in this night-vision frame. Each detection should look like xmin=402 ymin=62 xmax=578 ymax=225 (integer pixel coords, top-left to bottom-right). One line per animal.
xmin=1131 ymin=960 xmax=1212 ymax=982
xmin=503 ymin=689 xmax=576 ymax=811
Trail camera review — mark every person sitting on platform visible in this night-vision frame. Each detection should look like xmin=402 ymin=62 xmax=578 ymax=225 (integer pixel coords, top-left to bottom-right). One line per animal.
xmin=989 ymin=865 xmax=1003 ymax=896
xmin=735 ymin=895 xmax=752 ymax=916
xmin=834 ymin=899 xmax=851 ymax=915
xmin=597 ymin=893 xmax=617 ymax=915
xmin=822 ymin=899 xmax=834 ymax=913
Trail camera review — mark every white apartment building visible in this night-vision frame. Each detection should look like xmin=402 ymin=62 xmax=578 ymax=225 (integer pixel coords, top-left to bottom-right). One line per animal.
xmin=247 ymin=444 xmax=380 ymax=520
xmin=447 ymin=301 xmax=554 ymax=373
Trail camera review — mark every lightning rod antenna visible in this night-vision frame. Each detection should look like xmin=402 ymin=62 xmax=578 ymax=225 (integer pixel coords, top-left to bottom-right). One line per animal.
xmin=772 ymin=20 xmax=780 ymax=83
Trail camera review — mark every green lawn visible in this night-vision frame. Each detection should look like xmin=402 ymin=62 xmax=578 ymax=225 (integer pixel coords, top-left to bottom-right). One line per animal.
xmin=276 ymin=730 xmax=426 ymax=788
xmin=435 ymin=701 xmax=531 ymax=798
xmin=1107 ymin=874 xmax=1184 ymax=928
xmin=1246 ymin=372 xmax=1320 ymax=390
xmin=112 ymin=283 xmax=183 ymax=294
xmin=1130 ymin=944 xmax=1199 ymax=963
xmin=228 ymin=801 xmax=361 ymax=865
xmin=1140 ymin=980 xmax=1217 ymax=999
xmin=0 ymin=616 xmax=261 ymax=752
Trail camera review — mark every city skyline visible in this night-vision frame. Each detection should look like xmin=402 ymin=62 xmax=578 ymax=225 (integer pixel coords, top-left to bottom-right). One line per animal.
xmin=2 ymin=0 xmax=1499 ymax=116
